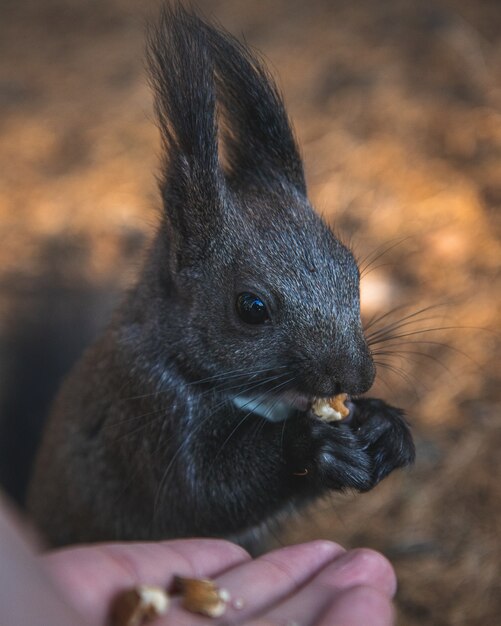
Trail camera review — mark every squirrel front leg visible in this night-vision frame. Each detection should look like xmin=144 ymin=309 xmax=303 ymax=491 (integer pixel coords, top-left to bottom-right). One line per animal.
xmin=150 ymin=405 xmax=376 ymax=540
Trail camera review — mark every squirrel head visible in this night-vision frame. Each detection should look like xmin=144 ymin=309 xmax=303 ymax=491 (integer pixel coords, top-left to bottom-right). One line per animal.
xmin=141 ymin=6 xmax=374 ymax=406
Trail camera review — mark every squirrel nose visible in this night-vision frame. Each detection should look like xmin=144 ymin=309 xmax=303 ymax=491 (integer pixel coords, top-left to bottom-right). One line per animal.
xmin=311 ymin=359 xmax=375 ymax=396
xmin=331 ymin=357 xmax=375 ymax=395
xmin=310 ymin=376 xmax=343 ymax=398
xmin=330 ymin=330 xmax=376 ymax=395
xmin=298 ymin=340 xmax=376 ymax=397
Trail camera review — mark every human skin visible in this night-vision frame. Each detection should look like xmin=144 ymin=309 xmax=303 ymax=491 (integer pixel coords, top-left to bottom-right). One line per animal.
xmin=0 ymin=498 xmax=396 ymax=625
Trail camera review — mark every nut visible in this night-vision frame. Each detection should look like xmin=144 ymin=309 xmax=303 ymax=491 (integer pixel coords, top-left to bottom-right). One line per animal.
xmin=175 ymin=576 xmax=231 ymax=618
xmin=311 ymin=393 xmax=350 ymax=422
xmin=110 ymin=585 xmax=169 ymax=626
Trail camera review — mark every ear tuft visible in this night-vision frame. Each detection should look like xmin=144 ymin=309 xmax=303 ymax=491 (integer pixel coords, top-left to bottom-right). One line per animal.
xmin=146 ymin=4 xmax=224 ymax=254
xmin=201 ymin=20 xmax=306 ymax=193
xmin=146 ymin=4 xmax=307 ymax=264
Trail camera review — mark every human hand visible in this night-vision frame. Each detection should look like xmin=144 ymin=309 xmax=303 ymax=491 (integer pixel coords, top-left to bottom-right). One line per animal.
xmin=0 ymin=496 xmax=395 ymax=626
xmin=44 ymin=537 xmax=396 ymax=625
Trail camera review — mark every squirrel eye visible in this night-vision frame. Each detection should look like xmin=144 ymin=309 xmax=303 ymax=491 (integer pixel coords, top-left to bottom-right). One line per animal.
xmin=236 ymin=292 xmax=270 ymax=325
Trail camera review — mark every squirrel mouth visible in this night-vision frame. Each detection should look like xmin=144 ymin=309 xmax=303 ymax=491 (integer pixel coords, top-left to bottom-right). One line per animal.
xmin=310 ymin=393 xmax=351 ymax=422
xmin=230 ymin=390 xmax=352 ymax=423
xmin=276 ymin=390 xmax=312 ymax=412
xmin=278 ymin=391 xmax=352 ymax=421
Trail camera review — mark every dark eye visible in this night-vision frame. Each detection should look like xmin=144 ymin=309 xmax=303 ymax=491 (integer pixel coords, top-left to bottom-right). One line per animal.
xmin=236 ymin=292 xmax=270 ymax=325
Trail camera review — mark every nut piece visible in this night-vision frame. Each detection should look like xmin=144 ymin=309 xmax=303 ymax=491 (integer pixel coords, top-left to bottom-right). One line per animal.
xmin=175 ymin=576 xmax=231 ymax=618
xmin=110 ymin=585 xmax=169 ymax=626
xmin=312 ymin=393 xmax=350 ymax=422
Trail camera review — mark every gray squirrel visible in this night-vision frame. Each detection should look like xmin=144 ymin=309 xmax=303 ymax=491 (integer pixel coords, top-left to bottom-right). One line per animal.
xmin=27 ymin=5 xmax=414 ymax=549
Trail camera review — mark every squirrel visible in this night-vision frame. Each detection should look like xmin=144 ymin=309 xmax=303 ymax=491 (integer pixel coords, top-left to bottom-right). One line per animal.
xmin=27 ymin=5 xmax=415 ymax=550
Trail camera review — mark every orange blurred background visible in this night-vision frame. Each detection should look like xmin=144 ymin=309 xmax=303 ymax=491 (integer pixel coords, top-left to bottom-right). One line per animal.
xmin=0 ymin=1 xmax=500 ymax=624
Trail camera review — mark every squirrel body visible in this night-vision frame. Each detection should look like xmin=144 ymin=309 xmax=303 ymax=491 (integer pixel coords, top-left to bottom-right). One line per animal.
xmin=28 ymin=6 xmax=415 ymax=548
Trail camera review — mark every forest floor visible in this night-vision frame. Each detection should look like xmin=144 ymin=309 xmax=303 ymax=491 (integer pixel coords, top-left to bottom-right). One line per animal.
xmin=1 ymin=1 xmax=500 ymax=624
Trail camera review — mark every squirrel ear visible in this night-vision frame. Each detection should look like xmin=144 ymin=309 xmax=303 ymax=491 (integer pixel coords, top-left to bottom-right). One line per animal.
xmin=201 ymin=19 xmax=306 ymax=194
xmin=147 ymin=6 xmax=226 ymax=263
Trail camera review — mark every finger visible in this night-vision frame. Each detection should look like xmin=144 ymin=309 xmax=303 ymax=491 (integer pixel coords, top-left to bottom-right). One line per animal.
xmin=246 ymin=548 xmax=396 ymax=625
xmin=164 ymin=540 xmax=345 ymax=625
xmin=318 ymin=548 xmax=397 ymax=597
xmin=317 ymin=585 xmax=395 ymax=626
xmin=42 ymin=539 xmax=249 ymax=625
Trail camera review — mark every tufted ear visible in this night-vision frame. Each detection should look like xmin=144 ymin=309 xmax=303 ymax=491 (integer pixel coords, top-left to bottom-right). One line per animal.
xmin=147 ymin=6 xmax=227 ymax=265
xmin=201 ymin=17 xmax=306 ymax=194
xmin=147 ymin=5 xmax=307 ymax=267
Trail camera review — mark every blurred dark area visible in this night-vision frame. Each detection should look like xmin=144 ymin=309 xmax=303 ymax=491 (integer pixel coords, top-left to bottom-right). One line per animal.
xmin=0 ymin=237 xmax=118 ymax=503
xmin=0 ymin=0 xmax=500 ymax=624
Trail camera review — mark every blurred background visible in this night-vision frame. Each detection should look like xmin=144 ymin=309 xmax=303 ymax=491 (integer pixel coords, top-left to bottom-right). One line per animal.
xmin=0 ymin=0 xmax=500 ymax=623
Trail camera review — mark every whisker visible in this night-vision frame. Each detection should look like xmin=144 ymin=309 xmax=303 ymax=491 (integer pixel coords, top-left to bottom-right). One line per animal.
xmin=103 ymin=407 xmax=166 ymax=433
xmin=364 ymin=302 xmax=447 ymax=334
xmin=367 ymin=321 xmax=445 ymax=345
xmin=370 ymin=339 xmax=484 ymax=370
xmin=374 ymin=360 xmax=424 ymax=396
xmin=251 ymin=387 xmax=297 ymax=447
xmin=111 ymin=370 xmax=289 ymax=436
xmin=280 ymin=414 xmax=288 ymax=452
xmin=372 ymin=370 xmax=393 ymax=393
xmin=358 ymin=236 xmax=412 ymax=276
xmin=369 ymin=326 xmax=454 ymax=346
xmin=208 ymin=377 xmax=296 ymax=469
xmin=359 ymin=261 xmax=395 ymax=279
xmin=366 ymin=315 xmax=447 ymax=343
xmin=372 ymin=348 xmax=454 ymax=375
xmin=124 ymin=365 xmax=288 ymax=401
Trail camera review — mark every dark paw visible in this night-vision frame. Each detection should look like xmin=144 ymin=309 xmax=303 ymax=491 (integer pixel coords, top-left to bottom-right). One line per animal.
xmin=286 ymin=418 xmax=373 ymax=491
xmin=346 ymin=398 xmax=415 ymax=489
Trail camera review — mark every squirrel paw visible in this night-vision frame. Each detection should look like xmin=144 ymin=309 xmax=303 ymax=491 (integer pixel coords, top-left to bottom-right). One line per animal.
xmin=287 ymin=398 xmax=414 ymax=493
xmin=288 ymin=418 xmax=373 ymax=491
xmin=345 ymin=397 xmax=416 ymax=489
